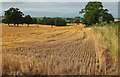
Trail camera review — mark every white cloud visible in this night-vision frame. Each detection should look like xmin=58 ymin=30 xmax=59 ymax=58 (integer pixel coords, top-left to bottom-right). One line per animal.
xmin=1 ymin=0 xmax=120 ymax=2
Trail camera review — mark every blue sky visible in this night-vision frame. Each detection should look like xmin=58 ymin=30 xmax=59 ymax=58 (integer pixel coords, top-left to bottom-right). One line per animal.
xmin=1 ymin=1 xmax=119 ymax=18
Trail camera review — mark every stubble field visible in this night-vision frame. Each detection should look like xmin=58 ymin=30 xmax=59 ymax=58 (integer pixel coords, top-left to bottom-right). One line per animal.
xmin=2 ymin=23 xmax=118 ymax=75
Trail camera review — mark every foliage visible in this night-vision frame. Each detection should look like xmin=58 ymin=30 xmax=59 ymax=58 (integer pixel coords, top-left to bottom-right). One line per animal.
xmin=4 ymin=7 xmax=24 ymax=26
xmin=24 ymin=15 xmax=33 ymax=26
xmin=75 ymin=19 xmax=80 ymax=25
xmin=41 ymin=17 xmax=54 ymax=25
xmin=32 ymin=18 xmax=37 ymax=24
xmin=102 ymin=12 xmax=114 ymax=23
xmin=74 ymin=16 xmax=81 ymax=25
xmin=54 ymin=18 xmax=66 ymax=26
xmin=79 ymin=1 xmax=114 ymax=26
xmin=65 ymin=17 xmax=80 ymax=23
xmin=38 ymin=19 xmax=42 ymax=24
xmin=41 ymin=17 xmax=66 ymax=26
xmin=97 ymin=21 xmax=107 ymax=27
xmin=66 ymin=20 xmax=75 ymax=23
xmin=65 ymin=18 xmax=74 ymax=23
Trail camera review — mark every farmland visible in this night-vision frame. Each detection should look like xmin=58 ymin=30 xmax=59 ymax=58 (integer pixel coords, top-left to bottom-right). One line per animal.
xmin=2 ymin=23 xmax=118 ymax=75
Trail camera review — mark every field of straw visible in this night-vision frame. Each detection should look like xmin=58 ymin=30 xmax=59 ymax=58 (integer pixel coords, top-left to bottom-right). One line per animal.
xmin=2 ymin=23 xmax=118 ymax=75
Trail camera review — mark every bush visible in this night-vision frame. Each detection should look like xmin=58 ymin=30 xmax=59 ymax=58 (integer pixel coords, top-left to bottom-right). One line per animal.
xmin=46 ymin=18 xmax=55 ymax=25
xmin=97 ymin=21 xmax=107 ymax=27
xmin=75 ymin=19 xmax=80 ymax=25
xmin=54 ymin=18 xmax=66 ymax=26
xmin=41 ymin=17 xmax=66 ymax=26
xmin=41 ymin=17 xmax=55 ymax=25
xmin=66 ymin=20 xmax=73 ymax=23
xmin=32 ymin=18 xmax=37 ymax=24
xmin=38 ymin=19 xmax=42 ymax=24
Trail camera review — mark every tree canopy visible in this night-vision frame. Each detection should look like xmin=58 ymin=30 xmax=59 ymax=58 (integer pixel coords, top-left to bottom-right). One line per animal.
xmin=79 ymin=1 xmax=114 ymax=26
xmin=4 ymin=7 xmax=24 ymax=26
xmin=24 ymin=15 xmax=33 ymax=27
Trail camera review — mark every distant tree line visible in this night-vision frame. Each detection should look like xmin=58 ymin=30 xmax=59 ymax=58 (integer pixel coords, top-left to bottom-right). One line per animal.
xmin=2 ymin=7 xmax=67 ymax=27
xmin=39 ymin=17 xmax=66 ymax=26
xmin=65 ymin=17 xmax=81 ymax=24
xmin=2 ymin=1 xmax=115 ymax=27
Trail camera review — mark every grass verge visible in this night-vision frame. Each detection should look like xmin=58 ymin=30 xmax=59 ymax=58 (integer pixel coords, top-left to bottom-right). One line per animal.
xmin=92 ymin=22 xmax=119 ymax=60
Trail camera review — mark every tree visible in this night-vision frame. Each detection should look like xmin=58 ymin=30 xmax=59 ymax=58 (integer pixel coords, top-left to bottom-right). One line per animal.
xmin=75 ymin=19 xmax=80 ymax=25
xmin=2 ymin=18 xmax=9 ymax=25
xmin=102 ymin=12 xmax=114 ymax=23
xmin=4 ymin=7 xmax=24 ymax=26
xmin=41 ymin=17 xmax=66 ymax=26
xmin=24 ymin=15 xmax=33 ymax=27
xmin=75 ymin=16 xmax=81 ymax=25
xmin=19 ymin=17 xmax=25 ymax=25
xmin=79 ymin=1 xmax=114 ymax=26
xmin=32 ymin=18 xmax=37 ymax=24
xmin=54 ymin=18 xmax=66 ymax=26
xmin=41 ymin=17 xmax=55 ymax=25
xmin=46 ymin=18 xmax=54 ymax=25
xmin=38 ymin=19 xmax=42 ymax=24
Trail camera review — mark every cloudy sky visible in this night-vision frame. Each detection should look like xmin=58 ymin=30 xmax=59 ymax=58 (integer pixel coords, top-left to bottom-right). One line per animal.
xmin=0 ymin=0 xmax=119 ymax=18
xmin=1 ymin=0 xmax=120 ymax=2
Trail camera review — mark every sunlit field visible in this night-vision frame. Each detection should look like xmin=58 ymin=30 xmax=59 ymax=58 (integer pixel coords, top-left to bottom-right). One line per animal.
xmin=2 ymin=23 xmax=118 ymax=75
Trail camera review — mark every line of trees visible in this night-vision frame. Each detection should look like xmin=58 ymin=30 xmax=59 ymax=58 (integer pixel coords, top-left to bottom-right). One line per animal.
xmin=39 ymin=17 xmax=66 ymax=26
xmin=65 ymin=17 xmax=81 ymax=24
xmin=2 ymin=7 xmax=67 ymax=27
xmin=2 ymin=1 xmax=115 ymax=27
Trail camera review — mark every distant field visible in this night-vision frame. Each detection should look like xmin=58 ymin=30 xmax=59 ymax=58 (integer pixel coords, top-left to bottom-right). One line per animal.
xmin=2 ymin=23 xmax=118 ymax=75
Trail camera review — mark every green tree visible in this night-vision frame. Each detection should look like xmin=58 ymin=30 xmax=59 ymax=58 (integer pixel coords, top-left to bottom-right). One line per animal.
xmin=75 ymin=16 xmax=81 ymax=25
xmin=102 ymin=12 xmax=114 ymax=23
xmin=19 ymin=17 xmax=25 ymax=25
xmin=32 ymin=18 xmax=37 ymax=24
xmin=54 ymin=18 xmax=66 ymax=26
xmin=38 ymin=19 xmax=42 ymax=24
xmin=46 ymin=18 xmax=54 ymax=25
xmin=24 ymin=15 xmax=33 ymax=27
xmin=4 ymin=7 xmax=24 ymax=26
xmin=41 ymin=17 xmax=55 ymax=25
xmin=79 ymin=1 xmax=114 ymax=26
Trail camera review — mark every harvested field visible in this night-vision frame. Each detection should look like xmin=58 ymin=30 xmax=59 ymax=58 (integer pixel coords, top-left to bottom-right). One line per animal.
xmin=2 ymin=23 xmax=118 ymax=75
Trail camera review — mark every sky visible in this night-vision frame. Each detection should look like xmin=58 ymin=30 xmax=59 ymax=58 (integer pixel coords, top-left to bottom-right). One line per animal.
xmin=118 ymin=1 xmax=120 ymax=18
xmin=1 ymin=0 xmax=120 ymax=2
xmin=0 ymin=0 xmax=119 ymax=18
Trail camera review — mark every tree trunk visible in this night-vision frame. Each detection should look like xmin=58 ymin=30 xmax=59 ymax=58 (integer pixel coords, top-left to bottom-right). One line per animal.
xmin=27 ymin=24 xmax=29 ymax=27
xmin=17 ymin=24 xmax=19 ymax=27
xmin=14 ymin=23 xmax=16 ymax=27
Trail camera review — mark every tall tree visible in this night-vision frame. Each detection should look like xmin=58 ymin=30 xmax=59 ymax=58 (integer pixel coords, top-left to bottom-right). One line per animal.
xmin=24 ymin=15 xmax=33 ymax=27
xmin=4 ymin=7 xmax=24 ymax=26
xmin=79 ymin=1 xmax=114 ymax=26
